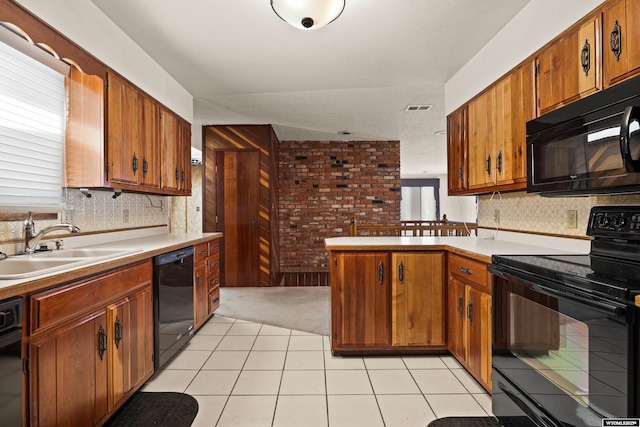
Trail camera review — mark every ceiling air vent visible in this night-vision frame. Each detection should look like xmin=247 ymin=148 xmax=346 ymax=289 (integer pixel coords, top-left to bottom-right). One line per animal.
xmin=405 ymin=104 xmax=433 ymax=112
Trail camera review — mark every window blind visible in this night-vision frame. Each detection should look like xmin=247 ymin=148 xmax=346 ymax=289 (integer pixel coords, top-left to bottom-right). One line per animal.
xmin=0 ymin=37 xmax=65 ymax=212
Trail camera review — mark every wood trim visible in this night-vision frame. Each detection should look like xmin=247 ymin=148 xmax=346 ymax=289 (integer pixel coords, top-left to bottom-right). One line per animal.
xmin=477 ymin=226 xmax=593 ymax=240
xmin=0 ymin=1 xmax=108 ymax=78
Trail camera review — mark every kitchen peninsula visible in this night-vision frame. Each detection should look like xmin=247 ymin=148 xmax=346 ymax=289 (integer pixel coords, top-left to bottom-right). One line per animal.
xmin=325 ymin=234 xmax=587 ymax=392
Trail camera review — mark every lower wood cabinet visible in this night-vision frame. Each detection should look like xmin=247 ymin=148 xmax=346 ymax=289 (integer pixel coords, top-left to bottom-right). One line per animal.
xmin=447 ymin=253 xmax=492 ymax=392
xmin=329 ymin=250 xmax=446 ymax=353
xmin=28 ymin=261 xmax=154 ymax=426
xmin=194 ymin=238 xmax=221 ymax=330
xmin=391 ymin=252 xmax=445 ymax=347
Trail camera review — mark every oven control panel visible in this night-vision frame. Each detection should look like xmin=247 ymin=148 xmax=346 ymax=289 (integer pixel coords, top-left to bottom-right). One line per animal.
xmin=588 ymin=206 xmax=640 ymax=238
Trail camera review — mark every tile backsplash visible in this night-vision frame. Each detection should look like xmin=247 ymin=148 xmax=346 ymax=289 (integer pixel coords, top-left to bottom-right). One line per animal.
xmin=478 ymin=191 xmax=640 ymax=236
xmin=0 ymin=188 xmax=167 ymax=246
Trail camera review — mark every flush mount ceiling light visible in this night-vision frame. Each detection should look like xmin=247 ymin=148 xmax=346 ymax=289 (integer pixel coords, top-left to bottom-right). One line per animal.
xmin=271 ymin=0 xmax=346 ymax=30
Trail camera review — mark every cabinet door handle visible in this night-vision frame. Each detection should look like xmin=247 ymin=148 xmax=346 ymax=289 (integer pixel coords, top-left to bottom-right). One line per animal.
xmin=175 ymin=167 xmax=180 ymax=182
xmin=581 ymin=38 xmax=590 ymax=76
xmin=610 ymin=20 xmax=622 ymax=62
xmin=467 ymin=298 xmax=473 ymax=323
xmin=98 ymin=325 xmax=107 ymax=360
xmin=485 ymin=155 xmax=492 ymax=176
xmin=457 ymin=295 xmax=463 ymax=316
xmin=114 ymin=316 xmax=123 ymax=349
xmin=378 ymin=261 xmax=384 ymax=284
xmin=132 ymin=153 xmax=138 ymax=175
xmin=142 ymin=157 xmax=148 ymax=176
xmin=459 ymin=164 xmax=464 ymax=183
xmin=196 ymin=274 xmax=201 ymax=290
xmin=398 ymin=261 xmax=404 ymax=284
xmin=459 ymin=266 xmax=473 ymax=275
xmin=496 ymin=151 xmax=503 ymax=174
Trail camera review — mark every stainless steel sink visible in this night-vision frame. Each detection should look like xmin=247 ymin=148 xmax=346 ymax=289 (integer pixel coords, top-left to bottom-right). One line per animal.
xmin=0 ymin=247 xmax=142 ymax=279
xmin=21 ymin=248 xmax=141 ymax=259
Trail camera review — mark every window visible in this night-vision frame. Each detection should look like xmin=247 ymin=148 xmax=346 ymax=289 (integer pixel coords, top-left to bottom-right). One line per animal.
xmin=400 ymin=178 xmax=440 ymax=221
xmin=0 ymin=26 xmax=67 ymax=212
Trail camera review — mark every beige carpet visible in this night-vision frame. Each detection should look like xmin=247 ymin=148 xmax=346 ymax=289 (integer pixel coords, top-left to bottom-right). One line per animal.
xmin=215 ymin=286 xmax=330 ymax=336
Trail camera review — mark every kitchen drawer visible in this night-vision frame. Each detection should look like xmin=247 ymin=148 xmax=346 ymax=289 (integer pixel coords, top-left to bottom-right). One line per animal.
xmin=209 ymin=286 xmax=220 ymax=312
xmin=30 ymin=261 xmax=152 ymax=334
xmin=448 ymin=253 xmax=489 ymax=291
xmin=208 ymin=253 xmax=220 ymax=275
xmin=194 ymin=242 xmax=209 ymax=264
xmin=208 ymin=275 xmax=220 ymax=291
xmin=209 ymin=239 xmax=220 ymax=255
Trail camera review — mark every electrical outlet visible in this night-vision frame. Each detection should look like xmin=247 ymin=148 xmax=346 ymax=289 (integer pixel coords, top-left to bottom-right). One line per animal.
xmin=493 ymin=209 xmax=500 ymax=224
xmin=123 ymin=209 xmax=129 ymax=224
xmin=567 ymin=210 xmax=578 ymax=229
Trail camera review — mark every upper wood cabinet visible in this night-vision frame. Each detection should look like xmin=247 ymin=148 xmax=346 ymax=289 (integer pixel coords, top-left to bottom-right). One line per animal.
xmin=446 ymin=105 xmax=468 ymax=195
xmin=65 ymin=68 xmax=191 ymax=195
xmin=466 ymin=62 xmax=534 ymax=192
xmin=535 ymin=13 xmax=601 ymax=115
xmin=603 ymin=0 xmax=640 ymax=87
xmin=160 ymin=107 xmax=191 ymax=194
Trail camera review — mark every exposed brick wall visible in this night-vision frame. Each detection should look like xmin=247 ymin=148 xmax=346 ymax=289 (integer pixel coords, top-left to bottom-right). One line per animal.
xmin=278 ymin=140 xmax=401 ymax=273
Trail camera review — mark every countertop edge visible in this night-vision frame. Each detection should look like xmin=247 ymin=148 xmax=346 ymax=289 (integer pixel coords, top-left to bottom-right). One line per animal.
xmin=0 ymin=232 xmax=222 ymax=299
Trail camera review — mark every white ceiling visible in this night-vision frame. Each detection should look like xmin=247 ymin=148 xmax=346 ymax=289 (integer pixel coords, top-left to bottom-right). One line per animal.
xmin=90 ymin=0 xmax=531 ymax=177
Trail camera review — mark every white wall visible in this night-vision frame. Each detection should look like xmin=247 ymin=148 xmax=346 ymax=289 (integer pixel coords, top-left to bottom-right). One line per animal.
xmin=15 ymin=0 xmax=193 ymax=123
xmin=431 ymin=174 xmax=477 ymax=223
xmin=445 ymin=0 xmax=604 ymax=113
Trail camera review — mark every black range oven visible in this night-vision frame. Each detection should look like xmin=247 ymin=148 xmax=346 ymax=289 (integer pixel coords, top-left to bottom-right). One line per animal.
xmin=489 ymin=206 xmax=640 ymax=427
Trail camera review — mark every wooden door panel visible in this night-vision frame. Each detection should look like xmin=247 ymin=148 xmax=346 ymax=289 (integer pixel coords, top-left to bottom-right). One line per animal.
xmin=338 ymin=252 xmax=390 ymax=346
xmin=30 ymin=311 xmax=108 ymax=427
xmin=218 ymin=150 xmax=260 ymax=286
xmin=392 ymin=252 xmax=444 ymax=346
xmin=603 ymin=0 xmax=628 ymax=86
xmin=447 ymin=278 xmax=466 ymax=362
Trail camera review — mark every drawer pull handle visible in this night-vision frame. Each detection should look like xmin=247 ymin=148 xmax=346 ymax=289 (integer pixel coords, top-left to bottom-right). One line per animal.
xmin=212 ymin=297 xmax=220 ymax=304
xmin=98 ymin=325 xmax=107 ymax=360
xmin=459 ymin=266 xmax=473 ymax=275
xmin=610 ymin=20 xmax=622 ymax=62
xmin=213 ymin=278 xmax=219 ymax=285
xmin=212 ymin=245 xmax=219 ymax=250
xmin=114 ymin=316 xmax=123 ymax=349
xmin=199 ymin=249 xmax=207 ymax=255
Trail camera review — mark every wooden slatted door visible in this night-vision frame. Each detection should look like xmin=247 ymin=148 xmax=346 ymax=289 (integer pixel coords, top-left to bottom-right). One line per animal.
xmin=216 ymin=150 xmax=260 ymax=286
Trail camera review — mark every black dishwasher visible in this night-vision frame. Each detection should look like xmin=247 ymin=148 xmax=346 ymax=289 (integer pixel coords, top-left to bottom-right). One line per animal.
xmin=153 ymin=247 xmax=194 ymax=370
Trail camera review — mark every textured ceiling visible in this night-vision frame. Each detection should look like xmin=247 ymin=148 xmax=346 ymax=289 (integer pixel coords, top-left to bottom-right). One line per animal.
xmin=91 ymin=0 xmax=531 ymax=176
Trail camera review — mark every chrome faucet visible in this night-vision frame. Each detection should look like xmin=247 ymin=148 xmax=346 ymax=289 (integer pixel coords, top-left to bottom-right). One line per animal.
xmin=23 ymin=211 xmax=80 ymax=254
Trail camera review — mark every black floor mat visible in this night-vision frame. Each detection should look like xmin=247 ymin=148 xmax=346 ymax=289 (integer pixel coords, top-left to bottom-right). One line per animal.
xmin=428 ymin=417 xmax=501 ymax=427
xmin=105 ymin=391 xmax=198 ymax=427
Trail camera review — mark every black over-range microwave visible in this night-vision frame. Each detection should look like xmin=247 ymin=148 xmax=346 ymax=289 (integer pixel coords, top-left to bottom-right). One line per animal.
xmin=527 ymin=74 xmax=640 ymax=196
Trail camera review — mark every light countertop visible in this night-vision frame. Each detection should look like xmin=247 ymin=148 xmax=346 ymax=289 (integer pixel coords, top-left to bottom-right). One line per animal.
xmin=0 ymin=232 xmax=222 ymax=299
xmin=324 ymin=235 xmax=587 ymax=263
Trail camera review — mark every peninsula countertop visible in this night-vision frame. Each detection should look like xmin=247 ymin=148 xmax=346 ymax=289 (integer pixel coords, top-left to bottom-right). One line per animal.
xmin=324 ymin=235 xmax=587 ymax=263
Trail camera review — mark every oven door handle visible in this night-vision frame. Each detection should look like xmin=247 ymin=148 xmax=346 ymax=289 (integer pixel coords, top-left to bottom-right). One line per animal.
xmin=491 ymin=266 xmax=627 ymax=316
xmin=531 ymin=282 xmax=626 ymax=316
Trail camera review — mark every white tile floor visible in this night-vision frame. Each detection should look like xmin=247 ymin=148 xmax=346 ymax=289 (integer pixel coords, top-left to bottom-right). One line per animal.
xmin=142 ymin=315 xmax=493 ymax=427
